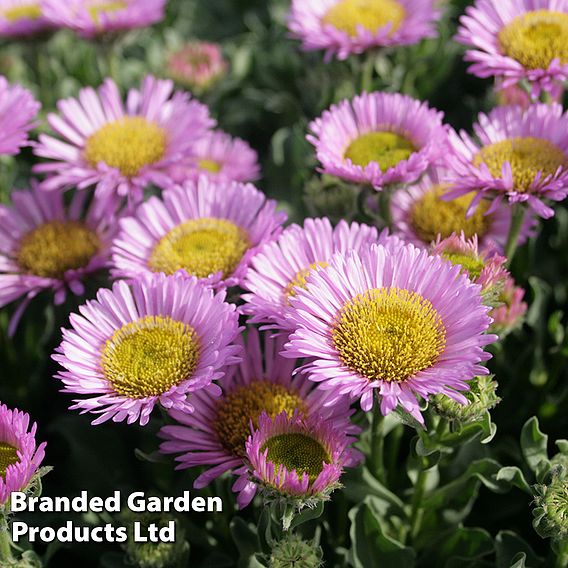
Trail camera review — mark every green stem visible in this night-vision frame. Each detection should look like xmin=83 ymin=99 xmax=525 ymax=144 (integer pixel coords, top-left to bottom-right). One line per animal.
xmin=370 ymin=397 xmax=385 ymax=482
xmin=360 ymin=52 xmax=375 ymax=93
xmin=380 ymin=186 xmax=394 ymax=230
xmin=409 ymin=467 xmax=428 ymax=543
xmin=504 ymin=203 xmax=526 ymax=264
xmin=0 ymin=514 xmax=15 ymax=563
xmin=97 ymin=39 xmax=120 ymax=82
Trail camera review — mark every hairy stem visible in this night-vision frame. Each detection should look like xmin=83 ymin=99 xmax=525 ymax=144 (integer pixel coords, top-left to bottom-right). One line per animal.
xmin=504 ymin=203 xmax=526 ymax=264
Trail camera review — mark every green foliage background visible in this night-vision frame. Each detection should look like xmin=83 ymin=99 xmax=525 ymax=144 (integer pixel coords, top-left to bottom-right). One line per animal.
xmin=0 ymin=0 xmax=567 ymax=566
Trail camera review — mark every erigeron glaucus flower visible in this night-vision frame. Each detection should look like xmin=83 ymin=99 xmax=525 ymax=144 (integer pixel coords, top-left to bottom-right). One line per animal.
xmin=284 ymin=242 xmax=497 ymax=423
xmin=287 ymin=0 xmax=441 ymax=61
xmin=308 ymin=92 xmax=447 ymax=190
xmin=245 ymin=411 xmax=360 ymax=502
xmin=33 ymin=76 xmax=214 ymax=209
xmin=242 ymin=217 xmax=397 ymax=331
xmin=0 ymin=76 xmax=39 ymax=156
xmin=391 ymin=168 xmax=535 ymax=252
xmin=0 ymin=403 xmax=46 ymax=506
xmin=0 ymin=185 xmax=116 ymax=335
xmin=41 ymin=0 xmax=165 ymax=39
xmin=110 ymin=176 xmax=285 ymax=288
xmin=53 ymin=272 xmax=241 ymax=426
xmin=159 ymin=329 xmax=358 ymax=509
xmin=456 ymin=0 xmax=568 ymax=97
xmin=169 ymin=130 xmax=260 ymax=185
xmin=430 ymin=233 xmax=509 ymax=301
xmin=445 ymin=104 xmax=568 ymax=219
xmin=0 ymin=0 xmax=50 ymax=37
xmin=490 ymin=275 xmax=527 ymax=335
xmin=167 ymin=41 xmax=228 ymax=93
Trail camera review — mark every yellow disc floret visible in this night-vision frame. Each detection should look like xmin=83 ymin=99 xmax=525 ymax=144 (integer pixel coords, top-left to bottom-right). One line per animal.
xmin=0 ymin=442 xmax=19 ymax=479
xmin=16 ymin=220 xmax=101 ymax=279
xmin=473 ymin=137 xmax=568 ymax=193
xmin=333 ymin=288 xmax=446 ymax=383
xmin=498 ymin=10 xmax=568 ymax=70
xmin=214 ymin=381 xmax=306 ymax=457
xmin=84 ymin=116 xmax=167 ymax=178
xmin=149 ymin=217 xmax=250 ymax=279
xmin=323 ymin=0 xmax=405 ymax=37
xmin=3 ymin=4 xmax=41 ymax=22
xmin=345 ymin=132 xmax=415 ymax=170
xmin=262 ymin=433 xmax=330 ymax=482
xmin=101 ymin=315 xmax=200 ymax=399
xmin=410 ymin=185 xmax=491 ymax=244
xmin=284 ymin=262 xmax=329 ymax=301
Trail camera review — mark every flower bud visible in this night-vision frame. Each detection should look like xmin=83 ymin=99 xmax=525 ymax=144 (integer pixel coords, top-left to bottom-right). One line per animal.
xmin=532 ymin=468 xmax=568 ymax=542
xmin=269 ymin=533 xmax=323 ymax=568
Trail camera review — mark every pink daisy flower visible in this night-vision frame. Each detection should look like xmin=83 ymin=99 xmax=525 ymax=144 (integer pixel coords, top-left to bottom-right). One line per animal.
xmin=456 ymin=0 xmax=568 ymax=97
xmin=0 ymin=185 xmax=117 ymax=336
xmin=283 ymin=242 xmax=497 ymax=423
xmin=0 ymin=402 xmax=46 ymax=505
xmin=244 ymin=411 xmax=361 ymax=503
xmin=41 ymin=0 xmax=166 ymax=39
xmin=169 ymin=130 xmax=260 ymax=185
xmin=0 ymin=0 xmax=50 ymax=37
xmin=167 ymin=41 xmax=228 ymax=93
xmin=288 ymin=0 xmax=441 ymax=61
xmin=53 ymin=271 xmax=242 ymax=426
xmin=160 ymin=328 xmax=358 ymax=509
xmin=0 ymin=76 xmax=39 ymax=156
xmin=33 ymin=76 xmax=214 ymax=209
xmin=242 ymin=217 xmax=398 ymax=331
xmin=445 ymin=103 xmax=568 ymax=219
xmin=308 ymin=92 xmax=448 ymax=190
xmin=490 ymin=275 xmax=528 ymax=335
xmin=110 ymin=176 xmax=286 ymax=288
xmin=390 ymin=167 xmax=535 ymax=252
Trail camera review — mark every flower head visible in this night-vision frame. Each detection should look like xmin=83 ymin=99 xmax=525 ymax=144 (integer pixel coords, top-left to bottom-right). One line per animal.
xmin=53 ymin=272 xmax=241 ymax=426
xmin=34 ymin=76 xmax=214 ymax=209
xmin=0 ymin=402 xmax=46 ymax=505
xmin=0 ymin=76 xmax=39 ymax=156
xmin=167 ymin=41 xmax=228 ymax=93
xmin=245 ymin=411 xmax=360 ymax=503
xmin=490 ymin=274 xmax=528 ymax=336
xmin=391 ymin=167 xmax=535 ymax=252
xmin=242 ymin=217 xmax=398 ymax=331
xmin=169 ymin=130 xmax=260 ymax=185
xmin=159 ymin=328 xmax=357 ymax=509
xmin=532 ymin=468 xmax=568 ymax=542
xmin=111 ymin=176 xmax=285 ymax=288
xmin=446 ymin=104 xmax=568 ymax=219
xmin=288 ymin=0 xmax=441 ymax=61
xmin=456 ymin=0 xmax=568 ymax=97
xmin=284 ymin=242 xmax=497 ymax=423
xmin=308 ymin=92 xmax=447 ymax=190
xmin=0 ymin=185 xmax=117 ymax=335
xmin=41 ymin=0 xmax=165 ymax=39
xmin=0 ymin=0 xmax=51 ymax=37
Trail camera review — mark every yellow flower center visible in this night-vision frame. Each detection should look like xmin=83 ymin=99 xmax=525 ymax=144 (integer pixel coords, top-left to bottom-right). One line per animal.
xmin=441 ymin=252 xmax=485 ymax=280
xmin=284 ymin=262 xmax=329 ymax=301
xmin=101 ymin=315 xmax=200 ymax=399
xmin=148 ymin=218 xmax=250 ymax=279
xmin=333 ymin=288 xmax=446 ymax=383
xmin=473 ymin=137 xmax=568 ymax=193
xmin=0 ymin=442 xmax=19 ymax=479
xmin=2 ymin=4 xmax=41 ymax=22
xmin=345 ymin=132 xmax=415 ymax=170
xmin=198 ymin=159 xmax=222 ymax=174
xmin=410 ymin=186 xmax=491 ymax=244
xmin=214 ymin=381 xmax=306 ymax=457
xmin=262 ymin=433 xmax=330 ymax=482
xmin=322 ymin=0 xmax=405 ymax=37
xmin=498 ymin=10 xmax=568 ymax=70
xmin=88 ymin=1 xmax=127 ymax=24
xmin=16 ymin=220 xmax=101 ymax=279
xmin=84 ymin=116 xmax=167 ymax=178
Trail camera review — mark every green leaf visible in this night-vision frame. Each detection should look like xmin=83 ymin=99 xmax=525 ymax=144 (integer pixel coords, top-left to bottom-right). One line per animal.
xmin=440 ymin=527 xmax=494 ymax=568
xmin=521 ymin=417 xmax=549 ymax=472
xmin=288 ymin=501 xmax=325 ymax=531
xmin=495 ymin=467 xmax=532 ymax=495
xmin=495 ymin=531 xmax=544 ymax=568
xmin=230 ymin=517 xmax=261 ymax=568
xmin=348 ymin=499 xmax=416 ymax=568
